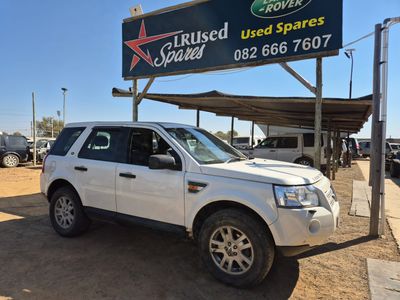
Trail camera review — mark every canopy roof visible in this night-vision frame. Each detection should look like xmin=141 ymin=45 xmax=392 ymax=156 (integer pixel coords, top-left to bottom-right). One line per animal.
xmin=112 ymin=89 xmax=372 ymax=133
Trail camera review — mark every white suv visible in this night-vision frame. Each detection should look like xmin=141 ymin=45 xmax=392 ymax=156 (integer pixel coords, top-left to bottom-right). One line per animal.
xmin=244 ymin=133 xmax=330 ymax=167
xmin=41 ymin=122 xmax=339 ymax=288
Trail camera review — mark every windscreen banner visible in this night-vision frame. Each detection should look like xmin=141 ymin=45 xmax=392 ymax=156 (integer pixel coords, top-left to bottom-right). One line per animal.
xmin=122 ymin=0 xmax=343 ymax=79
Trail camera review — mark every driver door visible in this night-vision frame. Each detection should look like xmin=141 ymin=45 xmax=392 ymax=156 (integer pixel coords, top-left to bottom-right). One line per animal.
xmin=251 ymin=137 xmax=279 ymax=160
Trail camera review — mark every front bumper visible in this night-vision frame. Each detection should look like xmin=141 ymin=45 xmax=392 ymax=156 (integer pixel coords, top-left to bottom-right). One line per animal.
xmin=269 ymin=201 xmax=340 ymax=251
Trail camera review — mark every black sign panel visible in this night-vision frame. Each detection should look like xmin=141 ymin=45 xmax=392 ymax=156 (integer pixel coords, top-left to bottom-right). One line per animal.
xmin=123 ymin=0 xmax=342 ymax=79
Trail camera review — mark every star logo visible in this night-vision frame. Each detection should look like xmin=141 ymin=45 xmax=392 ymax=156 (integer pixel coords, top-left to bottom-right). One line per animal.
xmin=124 ymin=20 xmax=182 ymax=71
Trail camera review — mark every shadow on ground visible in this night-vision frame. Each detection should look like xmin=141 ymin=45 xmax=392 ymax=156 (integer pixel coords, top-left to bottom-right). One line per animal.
xmin=0 ymin=194 xmax=299 ymax=300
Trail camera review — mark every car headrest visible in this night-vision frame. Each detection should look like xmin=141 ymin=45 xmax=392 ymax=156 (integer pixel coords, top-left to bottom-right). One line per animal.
xmin=93 ymin=136 xmax=108 ymax=147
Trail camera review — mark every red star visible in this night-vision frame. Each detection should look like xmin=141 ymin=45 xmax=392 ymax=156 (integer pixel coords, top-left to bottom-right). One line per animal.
xmin=124 ymin=20 xmax=182 ymax=71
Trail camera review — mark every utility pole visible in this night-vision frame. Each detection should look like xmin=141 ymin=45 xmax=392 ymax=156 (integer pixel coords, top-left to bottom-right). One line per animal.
xmin=32 ymin=92 xmax=37 ymax=167
xmin=344 ymin=49 xmax=355 ymax=100
xmin=51 ymin=117 xmax=54 ymax=138
xmin=61 ymin=88 xmax=68 ymax=126
xmin=369 ymin=24 xmax=383 ymax=237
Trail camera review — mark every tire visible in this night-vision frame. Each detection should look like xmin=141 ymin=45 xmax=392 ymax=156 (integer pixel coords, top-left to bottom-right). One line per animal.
xmin=49 ymin=186 xmax=91 ymax=237
xmin=2 ymin=154 xmax=19 ymax=168
xmin=294 ymin=157 xmax=314 ymax=167
xmin=198 ymin=208 xmax=275 ymax=288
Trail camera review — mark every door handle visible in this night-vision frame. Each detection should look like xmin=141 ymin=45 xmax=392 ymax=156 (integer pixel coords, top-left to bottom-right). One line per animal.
xmin=270 ymin=150 xmax=276 ymax=153
xmin=74 ymin=166 xmax=88 ymax=172
xmin=119 ymin=172 xmax=136 ymax=179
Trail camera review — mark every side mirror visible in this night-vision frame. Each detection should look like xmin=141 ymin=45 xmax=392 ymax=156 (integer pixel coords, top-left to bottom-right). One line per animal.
xmin=149 ymin=154 xmax=177 ymax=170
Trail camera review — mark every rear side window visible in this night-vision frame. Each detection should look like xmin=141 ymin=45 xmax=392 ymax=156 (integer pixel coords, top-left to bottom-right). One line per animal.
xmin=277 ymin=137 xmax=298 ymax=149
xmin=303 ymin=133 xmax=324 ymax=147
xmin=50 ymin=127 xmax=85 ymax=156
xmin=78 ymin=128 xmax=128 ymax=163
xmin=5 ymin=136 xmax=27 ymax=147
xmin=0 ymin=136 xmax=6 ymax=147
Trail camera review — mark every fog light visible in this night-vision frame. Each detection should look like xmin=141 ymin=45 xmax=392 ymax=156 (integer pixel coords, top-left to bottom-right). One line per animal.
xmin=309 ymin=219 xmax=321 ymax=234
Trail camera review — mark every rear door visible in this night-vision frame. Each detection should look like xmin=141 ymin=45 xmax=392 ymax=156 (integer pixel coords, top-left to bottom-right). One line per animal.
xmin=251 ymin=137 xmax=279 ymax=160
xmin=74 ymin=127 xmax=129 ymax=212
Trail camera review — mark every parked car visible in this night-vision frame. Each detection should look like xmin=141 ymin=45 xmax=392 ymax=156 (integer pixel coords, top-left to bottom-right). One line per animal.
xmin=0 ymin=133 xmax=29 ymax=168
xmin=232 ymin=136 xmax=264 ymax=150
xmin=29 ymin=138 xmax=56 ymax=161
xmin=243 ymin=133 xmax=330 ymax=167
xmin=41 ymin=122 xmax=339 ymax=288
xmin=346 ymin=137 xmax=361 ymax=158
xmin=359 ymin=141 xmax=398 ymax=159
xmin=359 ymin=141 xmax=370 ymax=157
xmin=389 ymin=152 xmax=400 ymax=178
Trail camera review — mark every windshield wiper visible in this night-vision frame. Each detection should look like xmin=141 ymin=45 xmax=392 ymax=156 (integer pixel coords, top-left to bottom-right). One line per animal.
xmin=225 ymin=157 xmax=246 ymax=163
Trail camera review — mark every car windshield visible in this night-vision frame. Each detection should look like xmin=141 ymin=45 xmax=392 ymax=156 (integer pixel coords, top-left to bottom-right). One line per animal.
xmin=167 ymin=128 xmax=246 ymax=165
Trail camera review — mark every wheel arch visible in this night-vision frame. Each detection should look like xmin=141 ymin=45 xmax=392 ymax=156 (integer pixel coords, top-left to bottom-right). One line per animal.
xmin=191 ymin=200 xmax=275 ymax=243
xmin=47 ymin=179 xmax=80 ymax=203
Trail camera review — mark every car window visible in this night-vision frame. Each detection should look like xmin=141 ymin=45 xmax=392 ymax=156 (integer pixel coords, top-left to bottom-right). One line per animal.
xmin=0 ymin=136 xmax=5 ymax=147
xmin=129 ymin=128 xmax=182 ymax=168
xmin=277 ymin=137 xmax=298 ymax=149
xmin=50 ymin=127 xmax=85 ymax=156
xmin=257 ymin=137 xmax=279 ymax=149
xmin=79 ymin=128 xmax=128 ymax=163
xmin=5 ymin=136 xmax=27 ymax=147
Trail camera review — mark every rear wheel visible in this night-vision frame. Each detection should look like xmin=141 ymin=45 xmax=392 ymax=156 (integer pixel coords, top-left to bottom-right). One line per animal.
xmin=2 ymin=154 xmax=19 ymax=168
xmin=198 ymin=209 xmax=275 ymax=288
xmin=295 ymin=157 xmax=314 ymax=167
xmin=49 ymin=187 xmax=90 ymax=237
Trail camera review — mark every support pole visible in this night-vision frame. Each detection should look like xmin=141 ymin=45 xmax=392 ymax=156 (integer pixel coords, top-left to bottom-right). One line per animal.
xmin=32 ymin=92 xmax=37 ymax=167
xmin=230 ymin=117 xmax=235 ymax=146
xmin=196 ymin=110 xmax=200 ymax=127
xmin=335 ymin=130 xmax=340 ymax=172
xmin=251 ymin=121 xmax=255 ymax=147
xmin=314 ymin=58 xmax=323 ymax=170
xmin=332 ymin=128 xmax=336 ymax=180
xmin=326 ymin=120 xmax=332 ymax=179
xmin=369 ymin=23 xmax=383 ymax=237
xmin=132 ymin=79 xmax=138 ymax=122
xmin=346 ymin=131 xmax=351 ymax=167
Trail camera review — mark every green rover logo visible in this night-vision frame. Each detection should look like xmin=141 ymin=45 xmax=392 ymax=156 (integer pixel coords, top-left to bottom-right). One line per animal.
xmin=251 ymin=0 xmax=312 ymax=19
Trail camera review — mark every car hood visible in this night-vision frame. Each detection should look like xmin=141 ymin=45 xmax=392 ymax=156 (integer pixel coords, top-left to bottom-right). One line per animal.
xmin=200 ymin=158 xmax=324 ymax=186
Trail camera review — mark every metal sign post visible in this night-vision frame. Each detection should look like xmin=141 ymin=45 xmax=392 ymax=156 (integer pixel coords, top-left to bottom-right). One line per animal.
xmin=314 ymin=57 xmax=322 ymax=170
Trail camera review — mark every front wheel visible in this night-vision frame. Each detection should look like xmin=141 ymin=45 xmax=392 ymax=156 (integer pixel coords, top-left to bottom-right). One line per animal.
xmin=198 ymin=209 xmax=275 ymax=288
xmin=49 ymin=187 xmax=90 ymax=237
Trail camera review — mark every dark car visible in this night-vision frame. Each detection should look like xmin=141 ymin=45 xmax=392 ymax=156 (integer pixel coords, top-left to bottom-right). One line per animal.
xmin=389 ymin=152 xmax=400 ymax=178
xmin=0 ymin=134 xmax=29 ymax=168
xmin=346 ymin=137 xmax=361 ymax=159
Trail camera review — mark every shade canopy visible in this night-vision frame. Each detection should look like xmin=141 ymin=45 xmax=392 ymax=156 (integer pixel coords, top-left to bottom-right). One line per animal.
xmin=112 ymin=89 xmax=372 ymax=133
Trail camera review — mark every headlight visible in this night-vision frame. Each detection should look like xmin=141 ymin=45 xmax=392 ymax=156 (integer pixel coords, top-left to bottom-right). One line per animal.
xmin=274 ymin=185 xmax=319 ymax=208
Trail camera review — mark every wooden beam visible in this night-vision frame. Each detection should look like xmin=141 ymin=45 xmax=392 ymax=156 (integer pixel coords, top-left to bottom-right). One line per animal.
xmin=314 ymin=58 xmax=323 ymax=170
xmin=137 ymin=77 xmax=155 ymax=104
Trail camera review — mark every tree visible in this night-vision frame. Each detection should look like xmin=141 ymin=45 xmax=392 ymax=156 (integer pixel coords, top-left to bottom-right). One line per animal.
xmin=213 ymin=130 xmax=238 ymax=141
xmin=12 ymin=131 xmax=22 ymax=136
xmin=36 ymin=117 xmax=64 ymax=137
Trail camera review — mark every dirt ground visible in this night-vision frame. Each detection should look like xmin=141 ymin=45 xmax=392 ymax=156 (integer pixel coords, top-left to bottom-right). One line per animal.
xmin=0 ymin=164 xmax=399 ymax=300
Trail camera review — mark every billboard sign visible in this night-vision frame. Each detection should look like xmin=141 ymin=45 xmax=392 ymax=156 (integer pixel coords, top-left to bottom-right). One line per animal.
xmin=123 ymin=0 xmax=342 ymax=79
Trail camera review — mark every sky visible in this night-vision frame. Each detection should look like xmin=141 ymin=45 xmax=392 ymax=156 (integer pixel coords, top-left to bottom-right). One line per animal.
xmin=0 ymin=0 xmax=399 ymax=138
